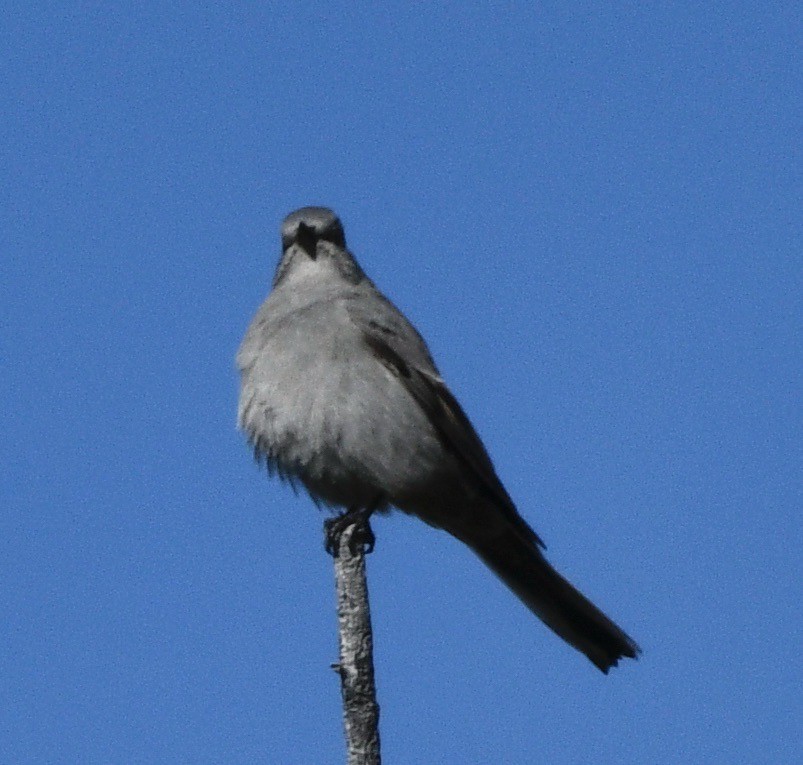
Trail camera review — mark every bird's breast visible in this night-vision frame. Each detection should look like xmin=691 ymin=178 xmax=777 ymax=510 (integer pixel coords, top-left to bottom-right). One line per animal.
xmin=238 ymin=304 xmax=446 ymax=508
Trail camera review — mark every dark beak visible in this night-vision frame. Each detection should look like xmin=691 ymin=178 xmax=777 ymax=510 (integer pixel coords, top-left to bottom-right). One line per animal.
xmin=294 ymin=221 xmax=318 ymax=258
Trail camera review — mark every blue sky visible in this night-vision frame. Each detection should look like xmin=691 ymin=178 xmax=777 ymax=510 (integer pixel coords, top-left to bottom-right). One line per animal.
xmin=2 ymin=3 xmax=800 ymax=763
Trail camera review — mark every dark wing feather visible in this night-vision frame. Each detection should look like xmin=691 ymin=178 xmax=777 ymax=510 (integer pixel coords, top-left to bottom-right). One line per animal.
xmin=358 ymin=321 xmax=545 ymax=550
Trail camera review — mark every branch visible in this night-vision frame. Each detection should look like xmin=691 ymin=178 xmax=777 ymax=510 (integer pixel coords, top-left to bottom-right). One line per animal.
xmin=331 ymin=523 xmax=382 ymax=765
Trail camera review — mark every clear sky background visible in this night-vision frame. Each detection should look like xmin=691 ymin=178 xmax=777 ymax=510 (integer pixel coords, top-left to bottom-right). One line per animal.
xmin=2 ymin=3 xmax=800 ymax=763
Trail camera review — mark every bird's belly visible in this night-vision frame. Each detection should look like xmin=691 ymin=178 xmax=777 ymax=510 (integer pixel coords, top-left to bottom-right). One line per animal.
xmin=240 ymin=334 xmax=446 ymax=509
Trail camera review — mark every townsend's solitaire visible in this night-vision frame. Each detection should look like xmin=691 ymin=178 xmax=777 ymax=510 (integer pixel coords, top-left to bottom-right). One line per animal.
xmin=237 ymin=206 xmax=639 ymax=672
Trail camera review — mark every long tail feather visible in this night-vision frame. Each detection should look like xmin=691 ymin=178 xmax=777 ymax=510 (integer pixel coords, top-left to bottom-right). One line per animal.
xmin=469 ymin=528 xmax=640 ymax=673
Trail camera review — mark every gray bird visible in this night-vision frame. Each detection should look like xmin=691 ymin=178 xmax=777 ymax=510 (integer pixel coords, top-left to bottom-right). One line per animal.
xmin=237 ymin=206 xmax=639 ymax=673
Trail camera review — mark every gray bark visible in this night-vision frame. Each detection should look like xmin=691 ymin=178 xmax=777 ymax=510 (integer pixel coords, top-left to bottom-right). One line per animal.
xmin=331 ymin=524 xmax=381 ymax=765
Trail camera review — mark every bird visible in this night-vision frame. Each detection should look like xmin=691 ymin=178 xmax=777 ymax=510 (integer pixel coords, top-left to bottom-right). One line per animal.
xmin=236 ymin=206 xmax=639 ymax=673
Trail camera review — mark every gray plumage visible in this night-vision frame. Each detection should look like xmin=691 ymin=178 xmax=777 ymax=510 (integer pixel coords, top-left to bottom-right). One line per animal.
xmin=237 ymin=206 xmax=639 ymax=673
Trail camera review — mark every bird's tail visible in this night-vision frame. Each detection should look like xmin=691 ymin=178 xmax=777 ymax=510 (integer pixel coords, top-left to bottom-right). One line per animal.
xmin=466 ymin=526 xmax=640 ymax=673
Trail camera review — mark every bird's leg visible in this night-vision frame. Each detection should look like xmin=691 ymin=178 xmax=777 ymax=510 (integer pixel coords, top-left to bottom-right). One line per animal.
xmin=324 ymin=503 xmax=378 ymax=557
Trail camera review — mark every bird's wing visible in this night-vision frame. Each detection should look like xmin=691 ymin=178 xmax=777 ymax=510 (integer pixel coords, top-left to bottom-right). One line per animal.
xmin=348 ymin=300 xmax=545 ymax=549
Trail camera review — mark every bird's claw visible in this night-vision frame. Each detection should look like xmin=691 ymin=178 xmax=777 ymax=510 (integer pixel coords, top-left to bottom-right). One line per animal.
xmin=324 ymin=510 xmax=376 ymax=557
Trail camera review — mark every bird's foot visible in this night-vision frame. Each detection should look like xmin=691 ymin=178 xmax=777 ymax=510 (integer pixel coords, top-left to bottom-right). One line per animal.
xmin=324 ymin=508 xmax=376 ymax=557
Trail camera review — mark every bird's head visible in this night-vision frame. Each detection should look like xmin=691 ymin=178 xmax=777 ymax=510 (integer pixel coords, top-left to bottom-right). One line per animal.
xmin=274 ymin=206 xmax=363 ymax=287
